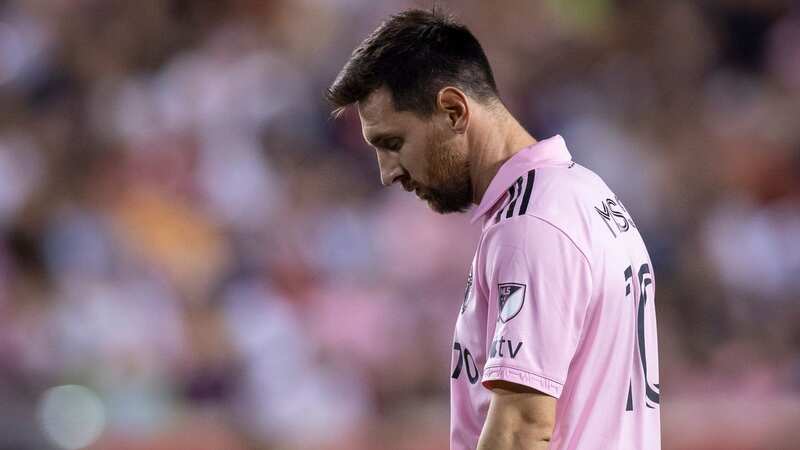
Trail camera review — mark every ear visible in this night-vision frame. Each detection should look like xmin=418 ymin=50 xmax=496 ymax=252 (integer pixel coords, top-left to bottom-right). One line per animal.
xmin=436 ymin=87 xmax=469 ymax=134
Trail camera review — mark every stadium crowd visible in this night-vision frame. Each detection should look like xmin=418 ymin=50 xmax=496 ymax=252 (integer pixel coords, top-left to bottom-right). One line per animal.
xmin=0 ymin=0 xmax=798 ymax=449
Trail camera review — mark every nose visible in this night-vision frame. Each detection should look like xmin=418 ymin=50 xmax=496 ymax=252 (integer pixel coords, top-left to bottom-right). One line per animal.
xmin=376 ymin=150 xmax=404 ymax=187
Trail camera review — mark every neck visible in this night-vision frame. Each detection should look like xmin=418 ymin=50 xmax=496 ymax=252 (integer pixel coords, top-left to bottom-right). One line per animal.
xmin=468 ymin=104 xmax=536 ymax=205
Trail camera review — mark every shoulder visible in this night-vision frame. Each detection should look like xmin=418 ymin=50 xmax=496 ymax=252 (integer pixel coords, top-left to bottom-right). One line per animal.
xmin=480 ymin=214 xmax=591 ymax=273
xmin=489 ymin=164 xmax=609 ymax=224
xmin=481 ymin=163 xmax=608 ymax=265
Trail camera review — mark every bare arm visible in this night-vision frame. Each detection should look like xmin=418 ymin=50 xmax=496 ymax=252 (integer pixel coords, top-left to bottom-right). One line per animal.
xmin=477 ymin=380 xmax=556 ymax=450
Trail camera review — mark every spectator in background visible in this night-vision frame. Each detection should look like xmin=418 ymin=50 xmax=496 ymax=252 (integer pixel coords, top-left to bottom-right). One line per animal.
xmin=0 ymin=1 xmax=797 ymax=449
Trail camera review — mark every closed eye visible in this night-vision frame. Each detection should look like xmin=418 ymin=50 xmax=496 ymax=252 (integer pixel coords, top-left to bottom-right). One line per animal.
xmin=368 ymin=133 xmax=403 ymax=152
xmin=384 ymin=138 xmax=403 ymax=151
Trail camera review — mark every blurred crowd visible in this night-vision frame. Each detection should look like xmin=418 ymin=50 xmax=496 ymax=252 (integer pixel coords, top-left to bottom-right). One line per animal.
xmin=0 ymin=1 xmax=798 ymax=449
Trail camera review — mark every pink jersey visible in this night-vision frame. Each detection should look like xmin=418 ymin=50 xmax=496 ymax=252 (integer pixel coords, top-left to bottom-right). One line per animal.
xmin=451 ymin=135 xmax=661 ymax=449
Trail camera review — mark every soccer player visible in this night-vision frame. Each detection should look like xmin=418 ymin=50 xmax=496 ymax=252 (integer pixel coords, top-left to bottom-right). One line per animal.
xmin=326 ymin=8 xmax=661 ymax=450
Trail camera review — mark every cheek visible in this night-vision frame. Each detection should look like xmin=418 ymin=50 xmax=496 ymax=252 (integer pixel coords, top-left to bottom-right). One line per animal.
xmin=407 ymin=129 xmax=445 ymax=184
xmin=427 ymin=139 xmax=459 ymax=178
xmin=402 ymin=145 xmax=431 ymax=181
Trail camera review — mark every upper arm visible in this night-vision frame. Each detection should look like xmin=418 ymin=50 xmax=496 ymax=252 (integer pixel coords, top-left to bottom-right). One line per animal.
xmin=480 ymin=215 xmax=592 ymax=398
xmin=486 ymin=380 xmax=557 ymax=428
xmin=479 ymin=380 xmax=557 ymax=449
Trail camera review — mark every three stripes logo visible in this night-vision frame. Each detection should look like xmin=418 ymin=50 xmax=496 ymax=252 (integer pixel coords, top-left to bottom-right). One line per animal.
xmin=494 ymin=169 xmax=536 ymax=223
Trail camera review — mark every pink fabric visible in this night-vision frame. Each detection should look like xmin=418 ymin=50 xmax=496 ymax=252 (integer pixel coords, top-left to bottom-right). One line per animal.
xmin=451 ymin=136 xmax=661 ymax=449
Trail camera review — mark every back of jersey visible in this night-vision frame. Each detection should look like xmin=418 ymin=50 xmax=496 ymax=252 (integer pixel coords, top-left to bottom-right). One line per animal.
xmin=529 ymin=162 xmax=661 ymax=449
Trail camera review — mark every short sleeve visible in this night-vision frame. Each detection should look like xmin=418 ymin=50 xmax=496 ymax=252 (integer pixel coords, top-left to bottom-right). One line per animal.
xmin=480 ymin=216 xmax=592 ymax=398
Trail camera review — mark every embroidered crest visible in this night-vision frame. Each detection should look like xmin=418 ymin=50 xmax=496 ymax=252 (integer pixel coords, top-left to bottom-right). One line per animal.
xmin=497 ymin=283 xmax=526 ymax=323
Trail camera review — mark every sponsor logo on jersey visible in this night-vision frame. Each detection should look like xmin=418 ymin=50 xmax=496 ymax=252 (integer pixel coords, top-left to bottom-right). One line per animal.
xmin=489 ymin=336 xmax=523 ymax=359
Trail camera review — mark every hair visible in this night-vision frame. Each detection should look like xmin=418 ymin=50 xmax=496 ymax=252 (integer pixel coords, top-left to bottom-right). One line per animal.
xmin=326 ymin=7 xmax=499 ymax=118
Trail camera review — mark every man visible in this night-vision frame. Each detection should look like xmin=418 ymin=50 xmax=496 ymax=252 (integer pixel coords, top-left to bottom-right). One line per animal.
xmin=326 ymin=8 xmax=661 ymax=450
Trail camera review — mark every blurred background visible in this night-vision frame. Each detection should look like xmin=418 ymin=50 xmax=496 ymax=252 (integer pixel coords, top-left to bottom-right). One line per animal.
xmin=0 ymin=0 xmax=798 ymax=449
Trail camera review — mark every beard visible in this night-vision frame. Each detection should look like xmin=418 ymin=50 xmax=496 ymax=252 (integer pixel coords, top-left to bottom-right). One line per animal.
xmin=410 ymin=129 xmax=473 ymax=214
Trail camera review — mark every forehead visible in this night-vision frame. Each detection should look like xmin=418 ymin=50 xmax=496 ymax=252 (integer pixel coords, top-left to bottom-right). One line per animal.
xmin=357 ymin=87 xmax=420 ymax=136
xmin=357 ymin=87 xmax=395 ymax=123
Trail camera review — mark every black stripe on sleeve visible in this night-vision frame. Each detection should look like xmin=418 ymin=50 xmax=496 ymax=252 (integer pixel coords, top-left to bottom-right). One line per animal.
xmin=494 ymin=185 xmax=515 ymax=223
xmin=517 ymin=169 xmax=536 ymax=215
xmin=505 ymin=176 xmax=524 ymax=219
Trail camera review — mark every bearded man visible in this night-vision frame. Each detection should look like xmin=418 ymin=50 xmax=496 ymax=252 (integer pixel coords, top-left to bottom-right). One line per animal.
xmin=327 ymin=8 xmax=661 ymax=450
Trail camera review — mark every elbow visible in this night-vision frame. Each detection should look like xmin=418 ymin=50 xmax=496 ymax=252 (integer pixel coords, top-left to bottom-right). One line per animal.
xmin=518 ymin=410 xmax=554 ymax=442
xmin=524 ymin=423 xmax=553 ymax=443
xmin=480 ymin=425 xmax=552 ymax=450
xmin=506 ymin=421 xmax=553 ymax=448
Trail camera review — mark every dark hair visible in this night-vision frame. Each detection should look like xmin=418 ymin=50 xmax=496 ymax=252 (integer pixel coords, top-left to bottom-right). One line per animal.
xmin=326 ymin=8 xmax=499 ymax=117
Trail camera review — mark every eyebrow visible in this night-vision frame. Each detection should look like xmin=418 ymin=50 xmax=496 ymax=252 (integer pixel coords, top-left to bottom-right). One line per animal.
xmin=365 ymin=132 xmax=398 ymax=149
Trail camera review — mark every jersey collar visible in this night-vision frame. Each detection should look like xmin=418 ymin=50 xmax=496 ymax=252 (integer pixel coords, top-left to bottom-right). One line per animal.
xmin=469 ymin=135 xmax=572 ymax=224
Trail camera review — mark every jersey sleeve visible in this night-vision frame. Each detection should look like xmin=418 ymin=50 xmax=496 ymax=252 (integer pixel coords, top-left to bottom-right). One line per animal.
xmin=480 ymin=216 xmax=592 ymax=399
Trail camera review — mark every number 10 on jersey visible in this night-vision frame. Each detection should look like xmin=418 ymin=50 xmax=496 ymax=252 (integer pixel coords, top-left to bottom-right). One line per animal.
xmin=624 ymin=263 xmax=660 ymax=411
